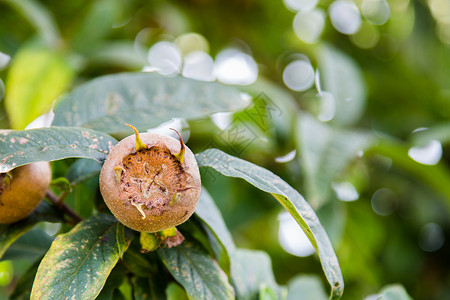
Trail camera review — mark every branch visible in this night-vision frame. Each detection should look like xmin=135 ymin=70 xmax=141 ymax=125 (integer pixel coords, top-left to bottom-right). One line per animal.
xmin=46 ymin=190 xmax=83 ymax=224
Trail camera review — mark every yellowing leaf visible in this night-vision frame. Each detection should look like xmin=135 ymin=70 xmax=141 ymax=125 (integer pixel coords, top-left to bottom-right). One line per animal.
xmin=5 ymin=44 xmax=74 ymax=129
xmin=31 ymin=214 xmax=130 ymax=300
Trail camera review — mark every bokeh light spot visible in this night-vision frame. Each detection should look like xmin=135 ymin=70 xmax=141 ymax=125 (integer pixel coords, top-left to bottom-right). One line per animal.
xmin=332 ymin=181 xmax=359 ymax=202
xmin=371 ymin=188 xmax=397 ymax=216
xmin=350 ymin=21 xmax=380 ymax=49
xmin=275 ymin=150 xmax=297 ymax=163
xmin=0 ymin=52 xmax=10 ymax=70
xmin=182 ymin=51 xmax=215 ymax=81
xmin=284 ymin=0 xmax=319 ymax=11
xmin=211 ymin=112 xmax=233 ymax=131
xmin=147 ymin=118 xmax=190 ymax=141
xmin=428 ymin=0 xmax=450 ymax=21
xmin=437 ymin=18 xmax=450 ymax=45
xmin=147 ymin=41 xmax=182 ymax=76
xmin=278 ymin=212 xmax=315 ymax=257
xmin=318 ymin=91 xmax=336 ymax=122
xmin=214 ymin=49 xmax=258 ymax=85
xmin=293 ymin=8 xmax=326 ymax=44
xmin=362 ymin=0 xmax=391 ymax=25
xmin=419 ymin=223 xmax=445 ymax=252
xmin=329 ymin=0 xmax=362 ymax=34
xmin=175 ymin=32 xmax=209 ymax=56
xmin=283 ymin=59 xmax=315 ymax=91
xmin=408 ymin=140 xmax=442 ymax=165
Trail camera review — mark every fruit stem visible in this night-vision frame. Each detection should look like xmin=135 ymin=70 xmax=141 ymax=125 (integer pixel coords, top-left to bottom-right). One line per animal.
xmin=170 ymin=128 xmax=185 ymax=164
xmin=125 ymin=124 xmax=147 ymax=152
xmin=46 ymin=190 xmax=82 ymax=224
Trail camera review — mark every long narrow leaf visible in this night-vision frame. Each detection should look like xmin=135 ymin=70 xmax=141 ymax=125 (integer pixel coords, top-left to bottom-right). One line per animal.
xmin=196 ymin=149 xmax=344 ymax=299
xmin=0 ymin=201 xmax=62 ymax=259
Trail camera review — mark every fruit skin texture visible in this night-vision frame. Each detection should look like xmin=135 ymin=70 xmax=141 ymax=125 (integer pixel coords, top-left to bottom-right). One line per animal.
xmin=100 ymin=132 xmax=201 ymax=232
xmin=0 ymin=162 xmax=51 ymax=224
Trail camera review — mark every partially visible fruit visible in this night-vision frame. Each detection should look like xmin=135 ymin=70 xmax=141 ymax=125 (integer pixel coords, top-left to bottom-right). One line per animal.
xmin=0 ymin=161 xmax=51 ymax=224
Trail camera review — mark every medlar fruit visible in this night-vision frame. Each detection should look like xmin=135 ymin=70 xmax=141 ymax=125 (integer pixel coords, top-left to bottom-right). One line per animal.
xmin=99 ymin=125 xmax=201 ymax=232
xmin=0 ymin=161 xmax=51 ymax=224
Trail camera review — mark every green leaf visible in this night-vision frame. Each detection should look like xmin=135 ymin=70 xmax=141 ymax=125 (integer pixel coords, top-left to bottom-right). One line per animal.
xmin=231 ymin=249 xmax=282 ymax=300
xmin=96 ymin=264 xmax=126 ymax=300
xmin=122 ymin=249 xmax=158 ymax=277
xmin=2 ymin=228 xmax=53 ymax=261
xmin=87 ymin=41 xmax=148 ymax=69
xmin=369 ymin=139 xmax=450 ymax=210
xmin=286 ymin=275 xmax=328 ymax=300
xmin=71 ymin=0 xmax=122 ymax=54
xmin=158 ymin=244 xmax=235 ymax=300
xmin=0 ymin=127 xmax=117 ymax=173
xmin=196 ymin=149 xmax=344 ymax=299
xmin=0 ymin=201 xmax=62 ymax=259
xmin=66 ymin=158 xmax=102 ymax=184
xmin=31 ymin=214 xmax=130 ymax=300
xmin=116 ymin=223 xmax=128 ymax=259
xmin=5 ymin=44 xmax=74 ymax=129
xmin=0 ymin=78 xmax=4 ymax=101
xmin=246 ymin=77 xmax=299 ymax=141
xmin=10 ymin=257 xmax=41 ymax=300
xmin=259 ymin=285 xmax=278 ymax=300
xmin=378 ymin=284 xmax=413 ymax=300
xmin=52 ymin=72 xmax=248 ymax=136
xmin=297 ymin=113 xmax=373 ymax=207
xmin=132 ymin=275 xmax=166 ymax=300
xmin=1 ymin=0 xmax=60 ymax=47
xmin=409 ymin=122 xmax=450 ymax=145
xmin=50 ymin=177 xmax=72 ymax=193
xmin=317 ymin=44 xmax=366 ymax=126
xmin=195 ymin=190 xmax=285 ymax=299
xmin=64 ymin=179 xmax=97 ymax=219
xmin=195 ymin=189 xmax=235 ymax=274
xmin=112 ymin=289 xmax=127 ymax=300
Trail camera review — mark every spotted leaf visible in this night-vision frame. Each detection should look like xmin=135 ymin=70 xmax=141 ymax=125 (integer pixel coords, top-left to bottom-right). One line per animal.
xmin=31 ymin=214 xmax=130 ymax=300
xmin=52 ymin=72 xmax=248 ymax=136
xmin=0 ymin=127 xmax=117 ymax=173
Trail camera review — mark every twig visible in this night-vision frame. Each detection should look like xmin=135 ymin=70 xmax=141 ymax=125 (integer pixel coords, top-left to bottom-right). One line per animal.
xmin=46 ymin=190 xmax=83 ymax=224
xmin=56 ymin=190 xmax=69 ymax=206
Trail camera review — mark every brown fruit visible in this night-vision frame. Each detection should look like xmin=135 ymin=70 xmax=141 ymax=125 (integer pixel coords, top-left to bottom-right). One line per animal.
xmin=99 ymin=125 xmax=201 ymax=232
xmin=0 ymin=162 xmax=51 ymax=224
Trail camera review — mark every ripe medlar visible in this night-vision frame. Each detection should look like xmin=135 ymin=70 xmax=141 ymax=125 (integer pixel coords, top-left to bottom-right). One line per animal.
xmin=99 ymin=125 xmax=201 ymax=232
xmin=0 ymin=161 xmax=51 ymax=224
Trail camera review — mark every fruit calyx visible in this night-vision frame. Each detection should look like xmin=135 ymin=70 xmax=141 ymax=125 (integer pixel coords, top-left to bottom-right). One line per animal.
xmin=139 ymin=227 xmax=185 ymax=252
xmin=0 ymin=173 xmax=12 ymax=199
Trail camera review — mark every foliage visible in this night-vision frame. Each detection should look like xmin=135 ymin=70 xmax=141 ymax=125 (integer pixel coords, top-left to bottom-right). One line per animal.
xmin=0 ymin=0 xmax=449 ymax=299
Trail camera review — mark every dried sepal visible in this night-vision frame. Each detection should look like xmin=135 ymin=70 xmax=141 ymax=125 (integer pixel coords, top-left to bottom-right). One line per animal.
xmin=114 ymin=166 xmax=124 ymax=183
xmin=131 ymin=201 xmax=146 ymax=220
xmin=0 ymin=172 xmax=12 ymax=192
xmin=170 ymin=128 xmax=185 ymax=164
xmin=125 ymin=123 xmax=147 ymax=152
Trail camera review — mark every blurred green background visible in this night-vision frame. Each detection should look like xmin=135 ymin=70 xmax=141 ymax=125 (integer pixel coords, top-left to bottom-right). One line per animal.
xmin=0 ymin=0 xmax=449 ymax=299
